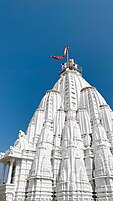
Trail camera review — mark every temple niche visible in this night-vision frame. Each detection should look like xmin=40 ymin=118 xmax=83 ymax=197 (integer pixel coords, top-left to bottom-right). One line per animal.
xmin=0 ymin=59 xmax=113 ymax=201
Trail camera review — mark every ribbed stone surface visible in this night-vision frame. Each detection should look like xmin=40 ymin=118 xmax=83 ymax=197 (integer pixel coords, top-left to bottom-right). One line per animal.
xmin=0 ymin=59 xmax=113 ymax=201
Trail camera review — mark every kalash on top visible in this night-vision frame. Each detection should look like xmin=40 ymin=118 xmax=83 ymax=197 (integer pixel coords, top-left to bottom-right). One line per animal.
xmin=60 ymin=58 xmax=82 ymax=74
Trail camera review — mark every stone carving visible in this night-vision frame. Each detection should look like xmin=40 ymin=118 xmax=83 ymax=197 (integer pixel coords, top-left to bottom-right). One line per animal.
xmin=13 ymin=130 xmax=27 ymax=150
xmin=7 ymin=130 xmax=31 ymax=154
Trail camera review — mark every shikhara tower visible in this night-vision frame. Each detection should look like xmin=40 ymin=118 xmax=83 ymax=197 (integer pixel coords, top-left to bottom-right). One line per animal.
xmin=0 ymin=58 xmax=113 ymax=201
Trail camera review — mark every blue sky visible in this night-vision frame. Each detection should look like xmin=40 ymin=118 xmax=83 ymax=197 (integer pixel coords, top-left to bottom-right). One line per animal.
xmin=0 ymin=0 xmax=113 ymax=152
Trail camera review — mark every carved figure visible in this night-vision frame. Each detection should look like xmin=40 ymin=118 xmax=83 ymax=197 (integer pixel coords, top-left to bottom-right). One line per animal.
xmin=13 ymin=130 xmax=28 ymax=150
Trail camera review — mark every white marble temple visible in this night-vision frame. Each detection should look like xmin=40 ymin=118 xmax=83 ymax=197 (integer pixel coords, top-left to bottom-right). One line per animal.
xmin=0 ymin=59 xmax=113 ymax=201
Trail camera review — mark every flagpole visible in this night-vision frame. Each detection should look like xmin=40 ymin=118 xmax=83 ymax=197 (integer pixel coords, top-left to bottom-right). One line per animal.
xmin=66 ymin=45 xmax=70 ymax=63
xmin=66 ymin=49 xmax=69 ymax=63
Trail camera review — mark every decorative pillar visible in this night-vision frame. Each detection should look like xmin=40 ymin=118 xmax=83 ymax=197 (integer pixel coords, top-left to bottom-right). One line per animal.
xmin=0 ymin=163 xmax=6 ymax=184
xmin=7 ymin=158 xmax=15 ymax=184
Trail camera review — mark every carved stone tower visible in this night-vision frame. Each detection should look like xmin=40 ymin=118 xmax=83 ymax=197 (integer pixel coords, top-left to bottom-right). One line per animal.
xmin=0 ymin=59 xmax=113 ymax=201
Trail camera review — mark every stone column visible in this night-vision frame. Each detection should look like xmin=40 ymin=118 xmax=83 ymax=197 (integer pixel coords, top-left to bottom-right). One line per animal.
xmin=7 ymin=158 xmax=15 ymax=184
xmin=0 ymin=163 xmax=6 ymax=184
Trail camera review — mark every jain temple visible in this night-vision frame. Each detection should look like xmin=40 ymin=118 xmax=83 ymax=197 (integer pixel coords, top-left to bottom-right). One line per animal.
xmin=0 ymin=59 xmax=113 ymax=201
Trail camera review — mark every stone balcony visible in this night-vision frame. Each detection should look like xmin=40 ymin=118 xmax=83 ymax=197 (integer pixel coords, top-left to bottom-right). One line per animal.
xmin=0 ymin=183 xmax=15 ymax=201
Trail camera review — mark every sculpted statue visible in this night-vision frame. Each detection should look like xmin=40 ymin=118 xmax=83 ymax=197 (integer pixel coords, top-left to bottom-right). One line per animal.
xmin=13 ymin=130 xmax=28 ymax=150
